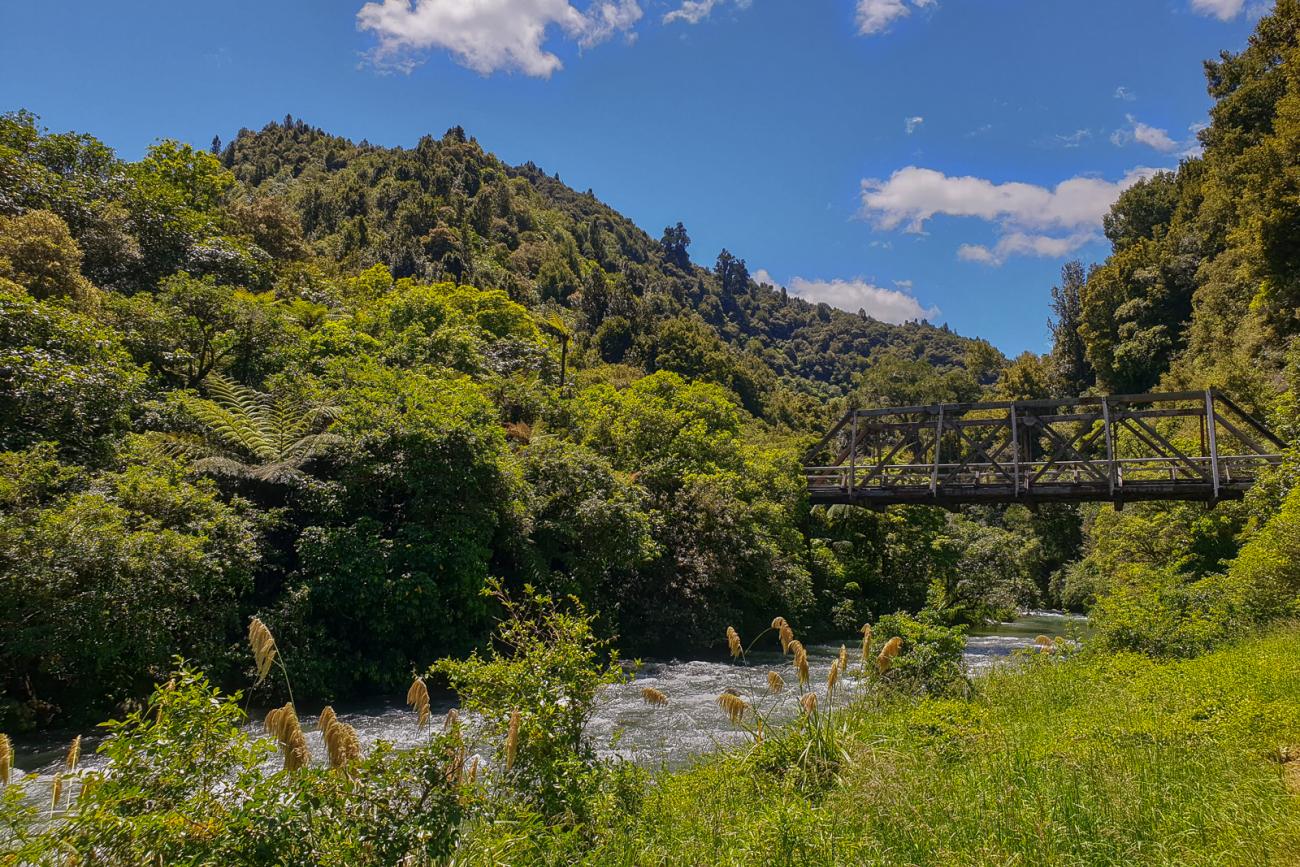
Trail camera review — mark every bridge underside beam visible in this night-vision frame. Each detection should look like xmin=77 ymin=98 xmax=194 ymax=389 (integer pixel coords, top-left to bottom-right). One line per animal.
xmin=809 ymin=482 xmax=1251 ymax=508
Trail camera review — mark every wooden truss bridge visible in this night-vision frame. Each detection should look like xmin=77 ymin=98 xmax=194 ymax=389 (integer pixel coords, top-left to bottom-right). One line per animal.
xmin=804 ymin=390 xmax=1285 ymax=508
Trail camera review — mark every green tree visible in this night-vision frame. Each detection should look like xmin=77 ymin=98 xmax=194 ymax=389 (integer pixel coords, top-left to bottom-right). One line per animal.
xmin=0 ymin=446 xmax=263 ymax=727
xmin=0 ymin=280 xmax=144 ymax=459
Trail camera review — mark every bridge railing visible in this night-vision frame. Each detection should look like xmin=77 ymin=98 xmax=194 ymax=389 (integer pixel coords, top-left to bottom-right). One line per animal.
xmin=804 ymin=390 xmax=1285 ymax=506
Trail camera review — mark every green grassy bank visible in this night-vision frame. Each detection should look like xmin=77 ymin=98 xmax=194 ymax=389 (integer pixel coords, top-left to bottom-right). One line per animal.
xmin=469 ymin=628 xmax=1300 ymax=866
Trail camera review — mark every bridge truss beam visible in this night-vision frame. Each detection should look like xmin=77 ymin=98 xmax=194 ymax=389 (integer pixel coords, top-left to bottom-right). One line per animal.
xmin=804 ymin=390 xmax=1284 ymax=508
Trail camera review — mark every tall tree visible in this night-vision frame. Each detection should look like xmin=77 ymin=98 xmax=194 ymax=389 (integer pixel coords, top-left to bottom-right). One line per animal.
xmin=659 ymin=222 xmax=691 ymax=270
xmin=1047 ymin=261 xmax=1094 ymax=396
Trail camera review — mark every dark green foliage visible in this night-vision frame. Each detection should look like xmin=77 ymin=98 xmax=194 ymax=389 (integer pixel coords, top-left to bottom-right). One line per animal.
xmin=0 ymin=281 xmax=144 ymax=459
xmin=279 ymin=361 xmax=511 ymax=696
xmin=0 ymin=446 xmax=263 ymax=728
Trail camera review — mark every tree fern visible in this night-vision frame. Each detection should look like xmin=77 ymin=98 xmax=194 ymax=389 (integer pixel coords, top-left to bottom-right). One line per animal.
xmin=153 ymin=373 xmax=342 ymax=484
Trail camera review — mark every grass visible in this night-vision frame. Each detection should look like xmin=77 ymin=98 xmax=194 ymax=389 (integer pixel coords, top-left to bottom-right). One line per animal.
xmin=461 ymin=627 xmax=1300 ymax=866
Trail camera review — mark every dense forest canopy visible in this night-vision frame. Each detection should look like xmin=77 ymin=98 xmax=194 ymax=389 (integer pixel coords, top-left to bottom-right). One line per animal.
xmin=0 ymin=105 xmax=1009 ymax=730
xmin=8 ymin=0 xmax=1300 ymax=732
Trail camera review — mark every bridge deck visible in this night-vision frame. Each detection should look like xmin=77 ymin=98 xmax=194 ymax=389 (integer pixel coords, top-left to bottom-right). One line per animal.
xmin=804 ymin=390 xmax=1283 ymax=508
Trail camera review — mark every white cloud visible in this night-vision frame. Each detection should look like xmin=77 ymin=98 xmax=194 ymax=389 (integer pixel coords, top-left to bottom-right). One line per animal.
xmin=753 ymin=269 xmax=936 ymax=323
xmin=958 ymin=231 xmax=1098 ymax=267
xmin=788 ymin=276 xmax=939 ymax=323
xmin=1114 ymin=85 xmax=1136 ymax=102
xmin=356 ymin=0 xmax=641 ymax=77
xmin=1189 ymin=0 xmax=1245 ymax=20
xmin=856 ymin=0 xmax=935 ymax=35
xmin=663 ymin=0 xmax=750 ymax=24
xmin=860 ymin=165 xmax=1159 ymax=266
xmin=861 ymin=165 xmax=1159 ymax=234
xmin=1111 ymin=115 xmax=1179 ymax=153
xmin=905 ymin=116 xmax=924 ymax=134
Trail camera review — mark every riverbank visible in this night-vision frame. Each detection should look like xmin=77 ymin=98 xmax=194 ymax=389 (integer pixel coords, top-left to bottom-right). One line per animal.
xmin=460 ymin=626 xmax=1300 ymax=865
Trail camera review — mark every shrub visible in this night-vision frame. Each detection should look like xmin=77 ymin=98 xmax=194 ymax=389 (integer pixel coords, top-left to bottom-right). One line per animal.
xmin=432 ymin=581 xmax=639 ymax=824
xmin=873 ymin=613 xmax=968 ymax=695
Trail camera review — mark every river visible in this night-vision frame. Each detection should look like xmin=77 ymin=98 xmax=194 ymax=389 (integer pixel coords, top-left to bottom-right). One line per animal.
xmin=10 ymin=611 xmax=1084 ymax=785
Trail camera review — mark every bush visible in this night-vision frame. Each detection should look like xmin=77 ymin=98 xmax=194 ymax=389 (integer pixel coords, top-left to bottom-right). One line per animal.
xmin=432 ymin=581 xmax=641 ymax=825
xmin=873 ymin=613 xmax=968 ymax=695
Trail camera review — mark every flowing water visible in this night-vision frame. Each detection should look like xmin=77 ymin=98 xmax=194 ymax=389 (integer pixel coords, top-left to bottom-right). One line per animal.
xmin=10 ymin=612 xmax=1085 ymax=789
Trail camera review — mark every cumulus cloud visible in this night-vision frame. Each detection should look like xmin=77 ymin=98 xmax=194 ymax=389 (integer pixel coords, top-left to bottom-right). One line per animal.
xmin=905 ymin=116 xmax=924 ymax=134
xmin=754 ymin=270 xmax=939 ymax=324
xmin=1114 ymin=85 xmax=1137 ymax=102
xmin=356 ymin=0 xmax=642 ymax=77
xmin=958 ymin=231 xmax=1099 ymax=267
xmin=860 ymin=165 xmax=1159 ymax=266
xmin=856 ymin=0 xmax=935 ymax=35
xmin=1189 ymin=0 xmax=1245 ymax=20
xmin=663 ymin=0 xmax=750 ymax=25
xmin=1111 ymin=115 xmax=1179 ymax=153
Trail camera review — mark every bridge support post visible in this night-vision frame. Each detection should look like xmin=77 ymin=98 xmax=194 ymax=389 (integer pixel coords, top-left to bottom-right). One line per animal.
xmin=848 ymin=411 xmax=857 ymax=497
xmin=1102 ymin=398 xmax=1116 ymax=502
xmin=1206 ymin=389 xmax=1220 ymax=501
xmin=930 ymin=406 xmax=943 ymax=497
xmin=1010 ymin=403 xmax=1020 ymax=498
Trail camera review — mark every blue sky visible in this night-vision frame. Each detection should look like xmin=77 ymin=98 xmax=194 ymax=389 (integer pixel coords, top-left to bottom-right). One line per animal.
xmin=0 ymin=0 xmax=1264 ymax=355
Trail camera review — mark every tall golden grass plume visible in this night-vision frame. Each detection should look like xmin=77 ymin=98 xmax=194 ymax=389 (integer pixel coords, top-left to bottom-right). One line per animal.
xmin=65 ymin=735 xmax=80 ymax=773
xmin=778 ymin=620 xmax=795 ymax=654
xmin=265 ymin=702 xmax=310 ymax=771
xmin=716 ymin=692 xmax=748 ymax=724
xmin=318 ymin=706 xmax=338 ymax=738
xmin=0 ymin=733 xmax=11 ymax=786
xmin=641 ymin=687 xmax=669 ymax=707
xmin=827 ymin=660 xmax=841 ymax=692
xmin=505 ymin=710 xmax=520 ymax=770
xmin=444 ymin=708 xmax=461 ymax=733
xmin=877 ymin=635 xmax=903 ymax=675
xmin=50 ymin=773 xmax=63 ymax=810
xmin=860 ymin=623 xmax=873 ymax=661
xmin=248 ymin=617 xmax=278 ymax=686
xmin=726 ymin=626 xmax=742 ymax=659
xmin=324 ymin=721 xmax=361 ymax=771
xmin=407 ymin=676 xmax=431 ymax=728
xmin=790 ymin=640 xmax=810 ymax=686
xmin=771 ymin=616 xmax=787 ymax=630
xmin=838 ymin=644 xmax=848 ymax=674
xmin=800 ymin=693 xmax=817 ymax=715
xmin=767 ymin=671 xmax=785 ymax=694
xmin=1035 ymin=635 xmax=1056 ymax=653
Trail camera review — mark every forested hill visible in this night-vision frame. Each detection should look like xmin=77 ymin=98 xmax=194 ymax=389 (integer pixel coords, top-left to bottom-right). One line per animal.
xmin=219 ymin=118 xmax=974 ymax=415
xmin=1 ymin=108 xmax=996 ymax=731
